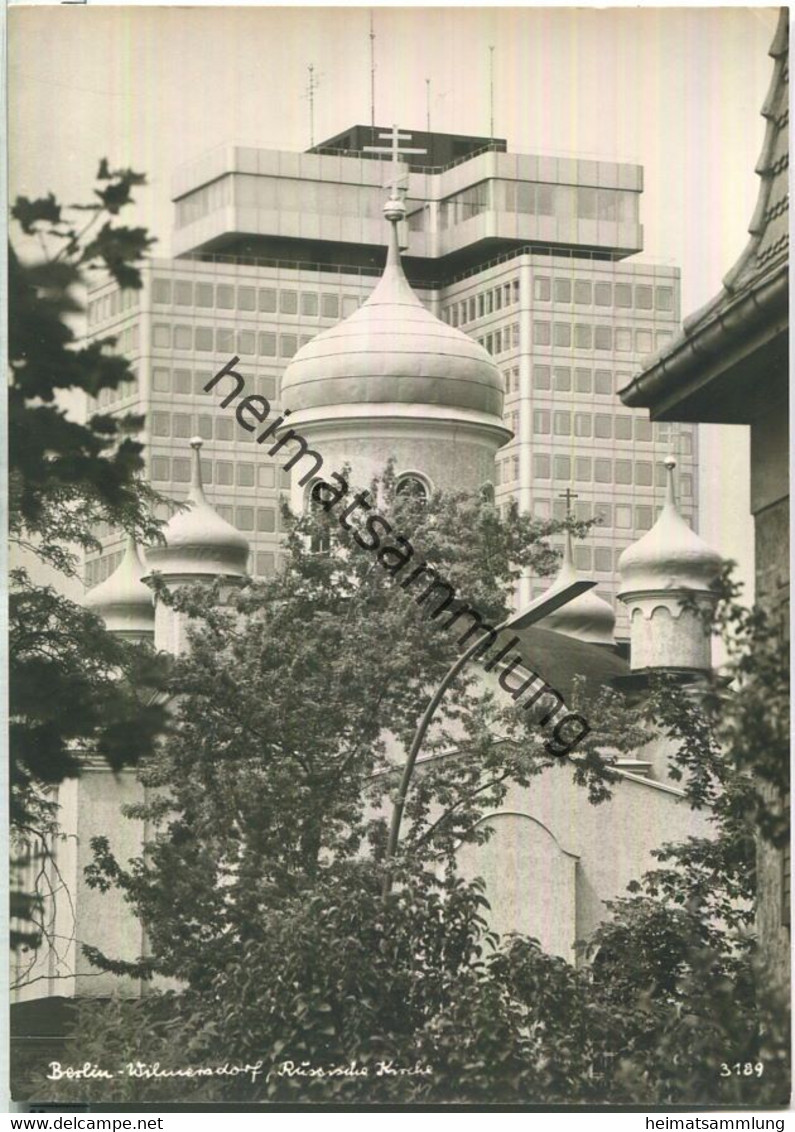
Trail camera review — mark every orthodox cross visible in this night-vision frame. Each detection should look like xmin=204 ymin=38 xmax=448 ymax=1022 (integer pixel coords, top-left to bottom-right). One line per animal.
xmin=363 ymin=124 xmax=427 ymax=199
xmin=559 ymin=487 xmax=579 ymax=517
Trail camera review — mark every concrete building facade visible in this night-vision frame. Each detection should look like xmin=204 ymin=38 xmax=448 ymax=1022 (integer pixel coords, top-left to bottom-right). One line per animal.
xmin=84 ymin=127 xmax=698 ymax=636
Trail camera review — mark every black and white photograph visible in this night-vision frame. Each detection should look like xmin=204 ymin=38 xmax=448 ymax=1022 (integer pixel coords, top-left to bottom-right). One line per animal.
xmin=7 ymin=2 xmax=791 ymax=1114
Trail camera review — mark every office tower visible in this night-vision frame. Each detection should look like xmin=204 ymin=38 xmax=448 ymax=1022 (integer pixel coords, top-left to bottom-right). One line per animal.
xmin=84 ymin=127 xmax=696 ymax=635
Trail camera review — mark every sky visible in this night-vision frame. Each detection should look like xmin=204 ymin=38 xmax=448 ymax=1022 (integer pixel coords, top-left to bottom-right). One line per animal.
xmin=8 ymin=3 xmax=780 ymax=594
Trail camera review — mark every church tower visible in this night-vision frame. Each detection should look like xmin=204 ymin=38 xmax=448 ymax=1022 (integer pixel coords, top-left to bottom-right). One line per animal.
xmin=537 ymin=527 xmax=617 ymax=647
xmin=84 ymin=536 xmax=155 ymax=644
xmin=144 ymin=438 xmax=250 ymax=655
xmin=617 ymin=457 xmax=722 ymax=672
xmin=280 ymin=185 xmax=511 ymax=508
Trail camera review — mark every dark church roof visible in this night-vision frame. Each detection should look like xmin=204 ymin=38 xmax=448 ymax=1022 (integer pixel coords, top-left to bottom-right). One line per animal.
xmin=620 ymin=8 xmax=788 ymax=424
xmin=501 ymin=624 xmax=629 ymax=702
xmin=718 ymin=8 xmax=789 ymax=299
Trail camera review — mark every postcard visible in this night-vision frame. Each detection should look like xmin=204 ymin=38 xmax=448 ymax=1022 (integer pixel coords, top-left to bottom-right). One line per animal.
xmin=7 ymin=3 xmax=790 ymax=1113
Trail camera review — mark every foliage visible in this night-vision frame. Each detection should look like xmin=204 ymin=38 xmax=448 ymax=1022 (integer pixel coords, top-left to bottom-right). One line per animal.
xmin=9 ymin=164 xmax=169 ymax=954
xmin=83 ymin=472 xmax=620 ymax=989
xmin=576 ymin=568 xmax=791 ymax=1105
xmin=9 ymin=162 xmax=162 ymax=574
xmin=710 ymin=565 xmax=789 ymax=847
xmin=33 ymin=480 xmax=788 ymax=1104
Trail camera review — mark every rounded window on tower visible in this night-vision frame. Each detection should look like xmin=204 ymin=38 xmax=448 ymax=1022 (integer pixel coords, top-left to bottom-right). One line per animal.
xmin=305 ymin=480 xmax=332 ymax=554
xmin=395 ymin=474 xmax=431 ymax=504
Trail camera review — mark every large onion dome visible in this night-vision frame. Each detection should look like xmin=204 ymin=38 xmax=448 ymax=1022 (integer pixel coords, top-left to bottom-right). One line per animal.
xmin=144 ymin=439 xmax=249 ymax=579
xmin=538 ymin=530 xmax=616 ymax=647
xmin=85 ymin=536 xmax=154 ymax=637
xmin=618 ymin=458 xmax=721 ymax=596
xmin=280 ymin=199 xmax=505 ymax=419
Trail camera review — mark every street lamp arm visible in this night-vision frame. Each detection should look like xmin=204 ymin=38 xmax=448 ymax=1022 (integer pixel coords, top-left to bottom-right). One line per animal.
xmin=381 ymin=577 xmax=596 ymax=899
xmin=381 ymin=633 xmax=486 ymax=898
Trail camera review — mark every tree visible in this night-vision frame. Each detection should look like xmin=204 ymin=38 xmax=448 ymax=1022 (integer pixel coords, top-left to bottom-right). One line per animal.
xmin=9 ymin=163 xmax=168 ymax=954
xmin=26 ymin=494 xmax=788 ymax=1105
xmin=17 ymin=473 xmax=638 ymax=1102
xmin=84 ymin=472 xmax=619 ymax=983
xmin=10 ymin=160 xmax=162 ymax=573
xmin=578 ymin=572 xmax=790 ymax=1106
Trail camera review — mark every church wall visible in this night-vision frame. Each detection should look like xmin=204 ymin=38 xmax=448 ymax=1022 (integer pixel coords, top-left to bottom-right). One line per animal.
xmin=154 ymin=600 xmax=190 ymax=657
xmin=11 ymin=769 xmax=151 ymax=1003
xmin=289 ymin=415 xmax=504 ymax=506
xmin=627 ymin=602 xmax=713 ymax=671
xmin=411 ymin=756 xmax=713 ymax=962
xmin=751 ymin=391 xmax=790 ymax=1000
xmin=455 ymin=813 xmax=578 ymax=961
xmin=635 ymin=728 xmax=693 ymax=791
xmin=501 ymin=766 xmax=710 ymax=954
xmin=73 ymin=768 xmax=148 ymax=997
xmin=11 ymin=781 xmax=79 ymax=1004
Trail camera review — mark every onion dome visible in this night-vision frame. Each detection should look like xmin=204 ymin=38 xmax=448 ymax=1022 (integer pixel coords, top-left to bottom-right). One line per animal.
xmin=85 ymin=536 xmax=154 ymax=637
xmin=618 ymin=458 xmax=721 ymax=596
xmin=144 ymin=439 xmax=249 ymax=579
xmin=538 ymin=529 xmax=616 ymax=647
xmin=280 ymin=196 xmax=505 ymax=419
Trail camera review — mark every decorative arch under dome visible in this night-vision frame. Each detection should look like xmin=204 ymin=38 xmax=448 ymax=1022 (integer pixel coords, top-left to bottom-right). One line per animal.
xmin=395 ymin=472 xmax=432 ymax=502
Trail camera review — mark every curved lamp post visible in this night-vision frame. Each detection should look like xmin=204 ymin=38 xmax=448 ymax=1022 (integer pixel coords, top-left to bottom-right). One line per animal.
xmin=382 ymin=576 xmax=596 ymax=898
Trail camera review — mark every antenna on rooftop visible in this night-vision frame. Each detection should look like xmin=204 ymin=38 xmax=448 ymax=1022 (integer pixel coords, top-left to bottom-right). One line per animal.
xmin=425 ymin=78 xmax=431 ymax=134
xmin=489 ymin=45 xmax=495 ymax=141
xmin=369 ymin=11 xmax=376 ymax=132
xmin=303 ymin=63 xmax=322 ymax=148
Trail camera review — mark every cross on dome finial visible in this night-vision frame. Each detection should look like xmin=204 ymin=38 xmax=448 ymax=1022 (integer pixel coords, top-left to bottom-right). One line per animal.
xmin=559 ymin=486 xmax=579 ymax=517
xmin=558 ymin=488 xmax=579 ymax=569
xmin=363 ymin=124 xmax=427 ymax=220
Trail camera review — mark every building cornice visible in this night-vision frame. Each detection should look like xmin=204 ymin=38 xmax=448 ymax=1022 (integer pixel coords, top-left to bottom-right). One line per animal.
xmin=619 ymin=260 xmax=787 ymax=422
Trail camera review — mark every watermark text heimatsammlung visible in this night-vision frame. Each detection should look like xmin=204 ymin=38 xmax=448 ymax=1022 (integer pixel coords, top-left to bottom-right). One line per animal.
xmin=203 ymin=357 xmax=591 ymax=756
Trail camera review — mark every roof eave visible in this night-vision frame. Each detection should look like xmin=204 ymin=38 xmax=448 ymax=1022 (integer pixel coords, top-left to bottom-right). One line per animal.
xmin=619 ymin=261 xmax=788 ymax=423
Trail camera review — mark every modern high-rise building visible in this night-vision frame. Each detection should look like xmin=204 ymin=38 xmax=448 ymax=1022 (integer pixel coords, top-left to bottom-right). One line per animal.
xmin=84 ymin=127 xmax=697 ymax=635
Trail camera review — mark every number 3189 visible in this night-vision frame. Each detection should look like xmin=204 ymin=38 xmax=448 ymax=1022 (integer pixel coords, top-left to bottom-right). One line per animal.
xmin=720 ymin=1063 xmax=764 ymax=1077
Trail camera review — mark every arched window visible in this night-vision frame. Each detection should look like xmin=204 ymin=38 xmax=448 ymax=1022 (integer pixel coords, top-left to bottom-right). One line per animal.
xmin=305 ymin=480 xmax=331 ymax=554
xmin=395 ymin=474 xmax=430 ymax=504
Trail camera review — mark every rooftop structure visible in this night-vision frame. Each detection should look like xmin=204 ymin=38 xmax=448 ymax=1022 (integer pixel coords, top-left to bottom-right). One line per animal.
xmin=171 ymin=128 xmax=644 ymax=279
xmin=309 ymin=124 xmax=508 ymax=168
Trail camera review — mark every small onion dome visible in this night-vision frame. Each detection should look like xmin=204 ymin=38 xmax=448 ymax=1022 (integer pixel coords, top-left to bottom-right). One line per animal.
xmin=618 ymin=458 xmax=721 ymax=596
xmin=538 ymin=529 xmax=616 ymax=647
xmin=85 ymin=536 xmax=154 ymax=636
xmin=145 ymin=438 xmax=249 ymax=579
xmin=280 ymin=205 xmax=505 ymax=419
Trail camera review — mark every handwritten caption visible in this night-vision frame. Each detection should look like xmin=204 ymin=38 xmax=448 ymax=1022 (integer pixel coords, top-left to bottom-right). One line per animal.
xmin=47 ymin=1061 xmax=264 ymax=1084
xmin=47 ymin=1059 xmax=432 ymax=1083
